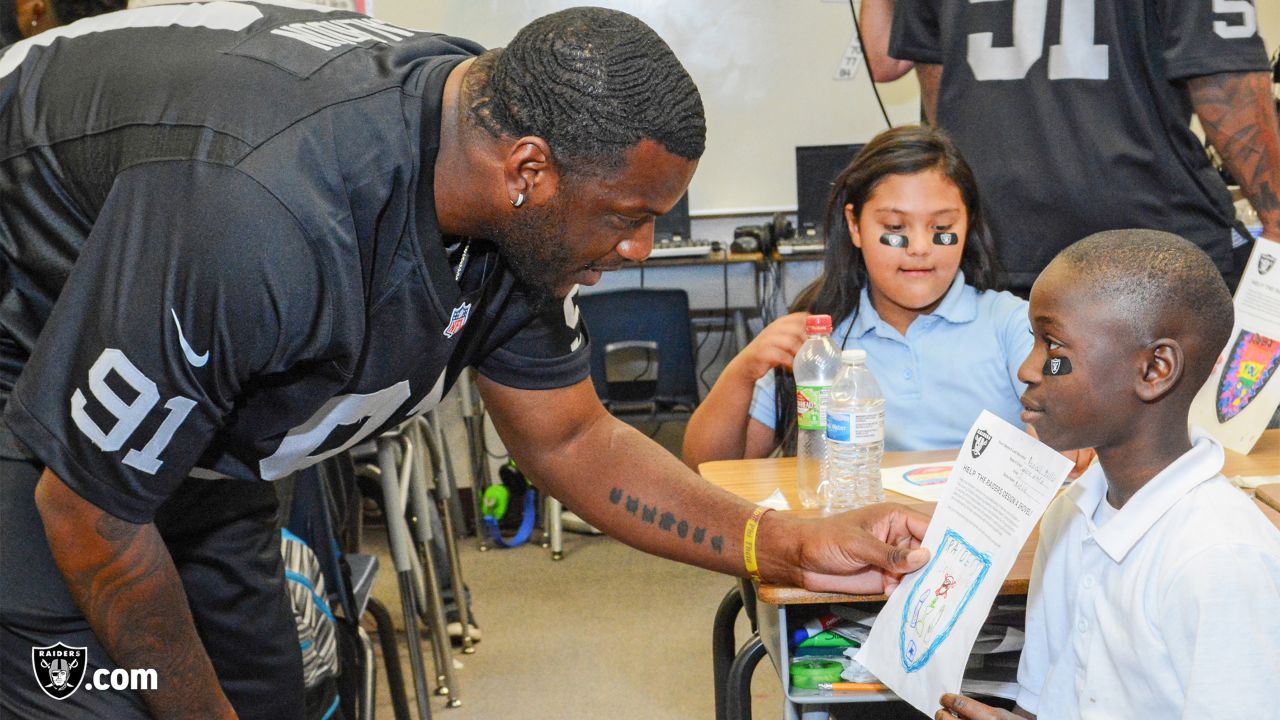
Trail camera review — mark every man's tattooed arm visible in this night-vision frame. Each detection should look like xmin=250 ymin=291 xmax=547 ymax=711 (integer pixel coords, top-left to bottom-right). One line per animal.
xmin=1188 ymin=70 xmax=1280 ymax=240
xmin=34 ymin=469 xmax=236 ymax=720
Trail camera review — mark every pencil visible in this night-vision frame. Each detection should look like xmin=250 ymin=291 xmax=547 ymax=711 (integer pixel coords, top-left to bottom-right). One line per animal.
xmin=816 ymin=682 xmax=888 ymax=692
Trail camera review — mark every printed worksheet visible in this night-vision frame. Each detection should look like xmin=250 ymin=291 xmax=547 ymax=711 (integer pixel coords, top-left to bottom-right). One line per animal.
xmin=855 ymin=411 xmax=1072 ymax=717
xmin=1190 ymin=237 xmax=1280 ymax=454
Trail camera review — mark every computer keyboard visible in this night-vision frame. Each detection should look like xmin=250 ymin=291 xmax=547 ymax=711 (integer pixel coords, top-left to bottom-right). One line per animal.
xmin=776 ymin=239 xmax=824 ymax=255
xmin=648 ymin=238 xmax=714 ymax=258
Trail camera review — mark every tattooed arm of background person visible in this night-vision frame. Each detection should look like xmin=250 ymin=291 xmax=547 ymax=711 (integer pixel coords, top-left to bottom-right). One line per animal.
xmin=34 ymin=468 xmax=236 ymax=720
xmin=1188 ymin=70 xmax=1280 ymax=241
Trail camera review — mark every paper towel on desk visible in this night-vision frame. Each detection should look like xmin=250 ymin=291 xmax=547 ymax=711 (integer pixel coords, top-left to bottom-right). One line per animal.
xmin=756 ymin=488 xmax=791 ymax=511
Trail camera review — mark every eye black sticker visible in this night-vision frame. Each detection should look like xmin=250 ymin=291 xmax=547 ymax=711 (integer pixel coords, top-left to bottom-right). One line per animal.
xmin=933 ymin=232 xmax=959 ymax=246
xmin=1044 ymin=357 xmax=1072 ymax=376
xmin=880 ymin=233 xmax=908 ymax=248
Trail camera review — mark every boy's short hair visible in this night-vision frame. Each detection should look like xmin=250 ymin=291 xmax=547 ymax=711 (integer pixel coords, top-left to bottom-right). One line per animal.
xmin=1053 ymin=229 xmax=1233 ymax=388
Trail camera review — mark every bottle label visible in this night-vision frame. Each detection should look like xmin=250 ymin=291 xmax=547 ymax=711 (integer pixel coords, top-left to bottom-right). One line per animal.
xmin=796 ymin=384 xmax=830 ymax=430
xmin=826 ymin=409 xmax=884 ymax=444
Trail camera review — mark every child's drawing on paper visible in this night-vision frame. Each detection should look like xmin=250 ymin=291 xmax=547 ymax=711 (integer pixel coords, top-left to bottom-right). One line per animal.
xmin=900 ymin=530 xmax=991 ymax=672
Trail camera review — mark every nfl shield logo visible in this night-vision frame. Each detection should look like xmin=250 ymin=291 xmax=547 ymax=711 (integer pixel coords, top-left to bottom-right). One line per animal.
xmin=443 ymin=302 xmax=472 ymax=338
xmin=1260 ymin=254 xmax=1276 ymax=276
xmin=32 ymin=642 xmax=87 ymax=700
xmin=971 ymin=429 xmax=991 ymax=458
xmin=1216 ymin=331 xmax=1280 ymax=422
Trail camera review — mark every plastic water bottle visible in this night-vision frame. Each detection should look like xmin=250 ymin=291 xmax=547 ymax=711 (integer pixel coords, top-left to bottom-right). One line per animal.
xmin=824 ymin=349 xmax=885 ymax=511
xmin=793 ymin=315 xmax=840 ymax=509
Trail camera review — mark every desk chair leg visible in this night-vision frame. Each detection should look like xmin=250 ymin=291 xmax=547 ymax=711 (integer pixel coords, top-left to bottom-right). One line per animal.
xmin=368 ymin=599 xmax=412 ymax=720
xmin=357 ymin=625 xmax=377 ymax=720
xmin=725 ymin=634 xmax=767 ymax=720
xmin=376 ymin=437 xmax=435 ymax=720
xmin=543 ymin=495 xmax=564 ymax=560
xmin=713 ymin=586 xmax=745 ymax=720
xmin=422 ymin=414 xmax=477 ymax=655
xmin=457 ymin=372 xmax=491 ymax=546
xmin=401 ymin=434 xmax=463 ymax=707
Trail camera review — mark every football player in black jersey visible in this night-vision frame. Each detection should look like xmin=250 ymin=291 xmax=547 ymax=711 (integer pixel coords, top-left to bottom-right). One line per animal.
xmin=1 ymin=6 xmax=930 ymax=718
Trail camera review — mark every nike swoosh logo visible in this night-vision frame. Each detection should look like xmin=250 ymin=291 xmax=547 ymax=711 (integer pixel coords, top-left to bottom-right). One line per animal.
xmin=170 ymin=308 xmax=209 ymax=367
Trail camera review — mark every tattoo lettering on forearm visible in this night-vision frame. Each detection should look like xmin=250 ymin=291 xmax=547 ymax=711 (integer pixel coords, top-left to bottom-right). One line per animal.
xmin=1190 ymin=71 xmax=1280 ymax=226
xmin=608 ymin=487 xmax=724 ymax=554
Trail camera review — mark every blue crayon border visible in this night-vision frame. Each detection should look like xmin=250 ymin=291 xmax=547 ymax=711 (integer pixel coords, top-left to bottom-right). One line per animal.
xmin=899 ymin=528 xmax=991 ymax=673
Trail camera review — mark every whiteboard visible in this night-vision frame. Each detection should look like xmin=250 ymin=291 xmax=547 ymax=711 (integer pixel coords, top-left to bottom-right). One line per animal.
xmin=372 ymin=0 xmax=922 ymax=215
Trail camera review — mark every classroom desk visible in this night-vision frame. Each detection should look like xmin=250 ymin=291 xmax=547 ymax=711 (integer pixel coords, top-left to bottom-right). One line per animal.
xmin=699 ymin=429 xmax=1280 ymax=719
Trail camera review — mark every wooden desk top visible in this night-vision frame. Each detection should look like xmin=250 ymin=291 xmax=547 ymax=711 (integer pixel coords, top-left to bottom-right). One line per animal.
xmin=700 ymin=429 xmax=1280 ymax=606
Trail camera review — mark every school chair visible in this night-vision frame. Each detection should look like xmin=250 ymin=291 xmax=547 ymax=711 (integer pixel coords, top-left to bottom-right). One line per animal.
xmin=544 ymin=288 xmax=701 ymax=558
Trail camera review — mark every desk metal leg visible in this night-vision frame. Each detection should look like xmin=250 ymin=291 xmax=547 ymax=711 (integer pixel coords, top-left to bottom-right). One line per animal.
xmin=544 ymin=495 xmax=564 ymax=560
xmin=419 ymin=416 xmax=477 ymax=655
xmin=725 ymin=634 xmax=768 ymax=720
xmin=376 ymin=438 xmax=434 ymax=720
xmin=713 ymin=586 xmax=745 ymax=720
xmin=357 ymin=625 xmax=377 ymax=720
xmin=368 ymin=599 xmax=411 ymax=720
xmin=732 ymin=309 xmax=749 ymax=354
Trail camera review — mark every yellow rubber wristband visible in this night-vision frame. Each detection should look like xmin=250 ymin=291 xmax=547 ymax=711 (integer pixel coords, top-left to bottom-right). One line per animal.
xmin=743 ymin=506 xmax=773 ymax=582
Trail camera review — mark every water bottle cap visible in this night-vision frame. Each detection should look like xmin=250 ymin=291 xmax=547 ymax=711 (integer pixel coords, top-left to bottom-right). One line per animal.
xmin=805 ymin=314 xmax=832 ymax=334
xmin=841 ymin=349 xmax=867 ymax=364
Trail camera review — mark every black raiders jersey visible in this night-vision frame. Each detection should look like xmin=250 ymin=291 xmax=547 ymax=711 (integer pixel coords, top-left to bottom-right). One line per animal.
xmin=890 ymin=0 xmax=1270 ymax=287
xmin=0 ymin=1 xmax=589 ymax=522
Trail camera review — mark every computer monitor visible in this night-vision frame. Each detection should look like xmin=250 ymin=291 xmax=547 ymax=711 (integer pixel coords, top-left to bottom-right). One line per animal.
xmin=653 ymin=192 xmax=691 ymax=244
xmin=795 ymin=144 xmax=865 ymax=242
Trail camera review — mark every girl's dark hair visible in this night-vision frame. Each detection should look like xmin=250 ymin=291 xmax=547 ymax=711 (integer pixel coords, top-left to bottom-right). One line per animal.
xmin=772 ymin=124 xmax=1003 ymax=453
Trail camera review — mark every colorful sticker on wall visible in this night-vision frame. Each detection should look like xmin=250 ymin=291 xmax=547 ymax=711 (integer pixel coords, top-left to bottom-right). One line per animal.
xmin=1216 ymin=331 xmax=1280 ymax=423
xmin=901 ymin=465 xmax=953 ymax=487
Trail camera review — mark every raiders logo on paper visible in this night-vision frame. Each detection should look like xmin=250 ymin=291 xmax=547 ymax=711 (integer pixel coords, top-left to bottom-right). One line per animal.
xmin=1260 ymin=254 xmax=1275 ymax=276
xmin=32 ymin=643 xmax=87 ymax=700
xmin=970 ymin=429 xmax=992 ymax=458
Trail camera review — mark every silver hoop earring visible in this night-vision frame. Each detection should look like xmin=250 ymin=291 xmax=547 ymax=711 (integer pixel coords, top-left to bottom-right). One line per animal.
xmin=512 ymin=193 xmax=526 ymax=208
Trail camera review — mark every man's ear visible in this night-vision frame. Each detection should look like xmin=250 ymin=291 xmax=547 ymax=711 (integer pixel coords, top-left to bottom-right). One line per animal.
xmin=1135 ymin=338 xmax=1183 ymax=403
xmin=16 ymin=0 xmax=53 ymax=38
xmin=503 ymin=136 xmax=559 ymax=207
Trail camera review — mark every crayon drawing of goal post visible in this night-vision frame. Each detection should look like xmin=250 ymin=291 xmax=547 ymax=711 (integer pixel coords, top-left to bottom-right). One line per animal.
xmin=899 ymin=529 xmax=991 ymax=672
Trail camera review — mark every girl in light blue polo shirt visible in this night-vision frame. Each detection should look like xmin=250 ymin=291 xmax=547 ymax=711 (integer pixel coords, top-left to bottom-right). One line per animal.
xmin=684 ymin=125 xmax=1031 ymax=464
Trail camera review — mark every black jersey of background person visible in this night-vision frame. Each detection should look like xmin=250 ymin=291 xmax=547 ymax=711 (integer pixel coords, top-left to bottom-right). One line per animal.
xmin=890 ymin=0 xmax=1270 ymax=288
xmin=0 ymin=1 xmax=589 ymax=523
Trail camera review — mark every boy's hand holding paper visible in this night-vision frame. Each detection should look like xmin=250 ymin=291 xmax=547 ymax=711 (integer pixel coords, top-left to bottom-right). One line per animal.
xmin=856 ymin=410 xmax=1072 ymax=717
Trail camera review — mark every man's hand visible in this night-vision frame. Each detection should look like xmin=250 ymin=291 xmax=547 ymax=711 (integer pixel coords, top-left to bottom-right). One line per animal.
xmin=763 ymin=502 xmax=931 ymax=594
xmin=935 ymin=693 xmax=1031 ymax=719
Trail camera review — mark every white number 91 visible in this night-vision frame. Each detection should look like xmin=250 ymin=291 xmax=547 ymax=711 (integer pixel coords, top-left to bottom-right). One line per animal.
xmin=71 ymin=349 xmax=196 ymax=475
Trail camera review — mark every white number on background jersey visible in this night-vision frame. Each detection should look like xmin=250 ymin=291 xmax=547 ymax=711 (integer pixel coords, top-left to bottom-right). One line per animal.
xmin=71 ymin=349 xmax=197 ymax=474
xmin=966 ymin=0 xmax=1108 ymax=80
xmin=1213 ymin=0 xmax=1257 ymax=39
xmin=967 ymin=0 xmax=1259 ymax=80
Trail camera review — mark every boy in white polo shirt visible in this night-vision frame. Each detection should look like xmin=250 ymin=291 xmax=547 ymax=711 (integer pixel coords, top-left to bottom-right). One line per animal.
xmin=937 ymin=230 xmax=1280 ymax=720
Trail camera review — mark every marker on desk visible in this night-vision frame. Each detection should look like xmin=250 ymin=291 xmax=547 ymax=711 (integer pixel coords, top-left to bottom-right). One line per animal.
xmin=792 ymin=613 xmax=841 ymax=646
xmin=816 ymin=682 xmax=888 ymax=692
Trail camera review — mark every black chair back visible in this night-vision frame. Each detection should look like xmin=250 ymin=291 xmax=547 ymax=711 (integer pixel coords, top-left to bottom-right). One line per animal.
xmin=577 ymin=288 xmax=700 ymax=414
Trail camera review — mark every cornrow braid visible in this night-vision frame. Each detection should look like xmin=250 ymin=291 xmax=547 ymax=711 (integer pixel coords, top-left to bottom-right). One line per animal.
xmin=466 ymin=7 xmax=705 ymax=175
